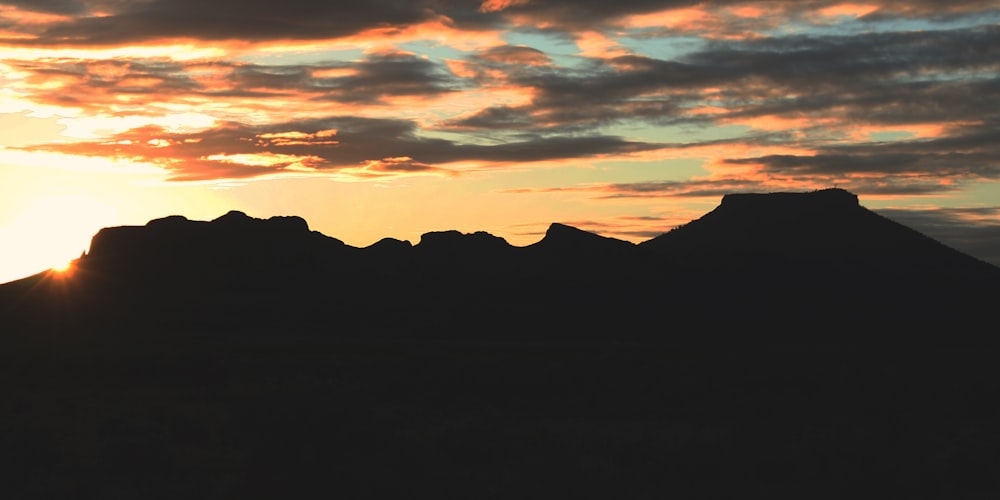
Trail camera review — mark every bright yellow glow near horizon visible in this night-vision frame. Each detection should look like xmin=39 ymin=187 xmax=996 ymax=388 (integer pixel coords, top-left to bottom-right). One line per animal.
xmin=50 ymin=258 xmax=74 ymax=274
xmin=0 ymin=193 xmax=119 ymax=283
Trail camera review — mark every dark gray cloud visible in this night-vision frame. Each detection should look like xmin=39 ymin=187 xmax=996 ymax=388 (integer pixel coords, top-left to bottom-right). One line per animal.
xmin=504 ymin=178 xmax=769 ymax=199
xmin=0 ymin=0 xmax=88 ymax=14
xmin=8 ymin=52 xmax=466 ymax=111
xmin=310 ymin=52 xmax=466 ymax=103
xmin=685 ymin=27 xmax=1000 ymax=86
xmin=4 ymin=0 xmax=999 ymax=47
xmin=20 ymin=116 xmax=662 ymax=180
xmin=443 ymin=26 xmax=1000 ymax=139
xmin=505 ymin=173 xmax=976 ymax=201
xmin=476 ymin=0 xmax=999 ymax=30
xmin=441 ymin=25 xmax=1000 ymax=193
xmin=725 ymin=121 xmax=1000 ymax=180
xmin=9 ymin=13 xmax=998 ymax=193
xmin=447 ymin=106 xmax=537 ymax=130
xmin=3 ymin=0 xmax=440 ymax=45
xmin=472 ymin=45 xmax=551 ymax=66
xmin=874 ymin=207 xmax=1000 ymax=267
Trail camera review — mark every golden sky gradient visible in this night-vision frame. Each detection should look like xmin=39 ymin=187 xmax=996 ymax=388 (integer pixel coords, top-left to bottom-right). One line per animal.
xmin=2 ymin=0 xmax=999 ymax=283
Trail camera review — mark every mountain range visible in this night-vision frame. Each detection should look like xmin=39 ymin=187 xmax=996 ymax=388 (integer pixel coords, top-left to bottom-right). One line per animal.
xmin=2 ymin=188 xmax=999 ymax=499
xmin=3 ymin=188 xmax=996 ymax=344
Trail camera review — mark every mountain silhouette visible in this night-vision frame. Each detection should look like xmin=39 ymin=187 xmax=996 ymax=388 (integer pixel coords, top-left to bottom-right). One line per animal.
xmin=640 ymin=189 xmax=988 ymax=273
xmin=530 ymin=222 xmax=634 ymax=254
xmin=3 ymin=188 xmax=997 ymax=343
xmin=3 ymin=189 xmax=1000 ymax=498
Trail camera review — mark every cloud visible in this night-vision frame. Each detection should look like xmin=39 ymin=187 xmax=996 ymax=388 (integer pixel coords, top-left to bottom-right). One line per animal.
xmin=471 ymin=44 xmax=552 ymax=67
xmin=3 ymin=0 xmax=998 ymax=205
xmin=502 ymin=171 xmax=977 ymax=200
xmin=10 ymin=21 xmax=998 ymax=192
xmin=504 ymin=178 xmax=770 ymax=199
xmin=0 ymin=0 xmax=85 ymax=15
xmin=6 ymin=50 xmax=466 ymax=114
xmin=310 ymin=51 xmax=466 ymax=103
xmin=725 ymin=121 xmax=1000 ymax=181
xmin=875 ymin=206 xmax=1000 ymax=266
xmin=442 ymin=25 xmax=1000 ymax=134
xmin=4 ymin=1 xmax=999 ymax=49
xmin=20 ymin=116 xmax=663 ymax=180
xmin=2 ymin=0 xmax=441 ymax=45
xmin=471 ymin=1 xmax=1000 ymax=36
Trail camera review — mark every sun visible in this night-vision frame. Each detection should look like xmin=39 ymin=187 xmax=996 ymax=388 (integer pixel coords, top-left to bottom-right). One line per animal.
xmin=47 ymin=258 xmax=79 ymax=281
xmin=51 ymin=259 xmax=75 ymax=274
xmin=0 ymin=193 xmax=118 ymax=284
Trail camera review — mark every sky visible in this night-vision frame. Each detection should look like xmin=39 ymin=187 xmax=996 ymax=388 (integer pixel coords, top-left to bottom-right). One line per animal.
xmin=1 ymin=0 xmax=999 ymax=283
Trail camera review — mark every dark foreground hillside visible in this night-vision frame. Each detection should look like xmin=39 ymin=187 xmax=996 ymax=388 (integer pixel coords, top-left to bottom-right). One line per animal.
xmin=2 ymin=189 xmax=999 ymax=498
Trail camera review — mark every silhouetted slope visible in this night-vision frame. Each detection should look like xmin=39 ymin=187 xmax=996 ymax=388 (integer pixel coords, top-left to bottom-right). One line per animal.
xmin=528 ymin=222 xmax=634 ymax=255
xmin=3 ymin=189 xmax=1000 ymax=499
xmin=413 ymin=229 xmax=515 ymax=270
xmin=640 ymin=189 xmax=992 ymax=274
xmin=2 ymin=188 xmax=998 ymax=341
xmin=633 ymin=189 xmax=1000 ymax=327
xmin=87 ymin=210 xmax=350 ymax=272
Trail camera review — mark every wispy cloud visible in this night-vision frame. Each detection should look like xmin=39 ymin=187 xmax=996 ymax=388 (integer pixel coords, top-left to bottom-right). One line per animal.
xmin=21 ymin=116 xmax=661 ymax=180
xmin=2 ymin=0 xmax=999 ymax=263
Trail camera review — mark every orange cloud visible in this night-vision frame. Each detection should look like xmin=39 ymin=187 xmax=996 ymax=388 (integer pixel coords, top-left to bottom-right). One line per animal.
xmin=624 ymin=7 xmax=715 ymax=31
xmin=445 ymin=59 xmax=478 ymax=80
xmin=818 ymin=4 xmax=880 ymax=18
xmin=846 ymin=123 xmax=951 ymax=141
xmin=728 ymin=6 xmax=767 ymax=18
xmin=258 ymin=130 xmax=339 ymax=146
xmin=116 ymin=76 xmax=164 ymax=89
xmin=0 ymin=43 xmax=230 ymax=61
xmin=686 ymin=106 xmax=729 ymax=116
xmin=204 ymin=152 xmax=323 ymax=169
xmin=574 ymin=31 xmax=630 ymax=58
xmin=347 ymin=19 xmax=505 ymax=52
xmin=311 ymin=67 xmax=358 ymax=79
xmin=343 ymin=156 xmax=453 ymax=179
xmin=0 ymin=5 xmax=72 ymax=25
xmin=479 ymin=0 xmax=531 ymax=14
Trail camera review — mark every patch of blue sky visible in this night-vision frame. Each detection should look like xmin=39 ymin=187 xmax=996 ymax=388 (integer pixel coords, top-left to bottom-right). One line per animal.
xmin=462 ymin=157 xmax=708 ymax=193
xmin=893 ymin=69 xmax=998 ymax=86
xmin=417 ymin=128 xmax=512 ymax=146
xmin=759 ymin=16 xmax=919 ymax=38
xmin=868 ymin=130 xmax=915 ymax=142
xmin=238 ymin=47 xmax=365 ymax=66
xmin=590 ymin=157 xmax=709 ymax=183
xmin=777 ymin=12 xmax=1000 ymax=39
xmin=757 ymin=18 xmax=818 ymax=37
xmin=616 ymin=34 xmax=706 ymax=61
xmin=602 ymin=121 xmax=751 ymax=146
xmin=951 ymin=181 xmax=1000 ymax=210
xmin=397 ymin=41 xmax=468 ymax=61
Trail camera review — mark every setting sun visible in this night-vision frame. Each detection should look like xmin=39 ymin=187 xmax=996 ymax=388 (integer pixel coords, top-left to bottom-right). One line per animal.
xmin=50 ymin=259 xmax=74 ymax=274
xmin=0 ymin=193 xmax=118 ymax=283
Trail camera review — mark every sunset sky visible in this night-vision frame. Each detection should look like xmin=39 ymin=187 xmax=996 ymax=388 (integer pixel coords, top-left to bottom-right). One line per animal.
xmin=2 ymin=0 xmax=999 ymax=283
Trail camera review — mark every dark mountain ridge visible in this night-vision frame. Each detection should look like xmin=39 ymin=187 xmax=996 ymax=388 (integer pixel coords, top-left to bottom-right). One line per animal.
xmin=642 ymin=189 xmax=980 ymax=266
xmin=4 ymin=188 xmax=997 ymax=344
xmin=4 ymin=189 xmax=1000 ymax=499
